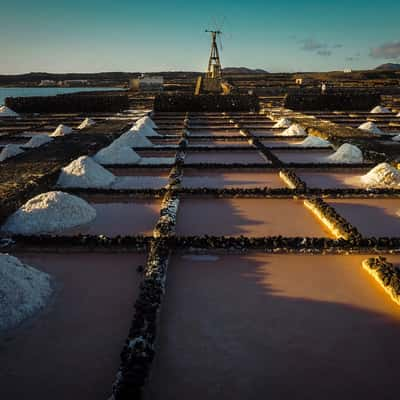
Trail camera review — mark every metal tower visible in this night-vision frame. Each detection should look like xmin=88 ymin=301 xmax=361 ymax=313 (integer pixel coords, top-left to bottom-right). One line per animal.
xmin=205 ymin=30 xmax=222 ymax=79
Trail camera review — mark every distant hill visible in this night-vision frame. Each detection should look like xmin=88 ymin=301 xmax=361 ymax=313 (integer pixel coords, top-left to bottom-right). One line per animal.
xmin=222 ymin=67 xmax=268 ymax=74
xmin=375 ymin=63 xmax=400 ymax=71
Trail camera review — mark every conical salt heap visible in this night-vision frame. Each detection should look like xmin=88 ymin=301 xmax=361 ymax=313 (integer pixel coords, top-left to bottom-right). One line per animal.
xmin=273 ymin=118 xmax=292 ymax=128
xmin=0 ymin=105 xmax=19 ymax=117
xmin=24 ymin=134 xmax=53 ymax=148
xmin=0 ymin=144 xmax=24 ymax=162
xmin=0 ymin=253 xmax=53 ymax=331
xmin=326 ymin=143 xmax=363 ymax=164
xmin=370 ymin=105 xmax=391 ymax=114
xmin=57 ymin=156 xmax=116 ymax=188
xmin=280 ymin=123 xmax=307 ymax=136
xmin=358 ymin=121 xmax=383 ymax=135
xmin=298 ymin=136 xmax=331 ymax=148
xmin=131 ymin=116 xmax=160 ymax=137
xmin=50 ymin=124 xmax=73 ymax=137
xmin=1 ymin=191 xmax=97 ymax=235
xmin=77 ymin=118 xmax=96 ymax=130
xmin=113 ymin=131 xmax=153 ymax=148
xmin=361 ymin=163 xmax=400 ymax=188
xmin=94 ymin=142 xmax=141 ymax=165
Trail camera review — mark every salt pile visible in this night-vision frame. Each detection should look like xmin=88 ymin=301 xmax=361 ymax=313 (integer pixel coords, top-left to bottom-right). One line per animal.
xmin=0 ymin=253 xmax=53 ymax=331
xmin=24 ymin=134 xmax=53 ymax=148
xmin=397 ymin=112 xmax=400 ymax=117
xmin=136 ymin=116 xmax=157 ymax=129
xmin=273 ymin=118 xmax=292 ymax=128
xmin=113 ymin=130 xmax=153 ymax=148
xmin=77 ymin=118 xmax=96 ymax=129
xmin=0 ymin=105 xmax=19 ymax=117
xmin=280 ymin=124 xmax=307 ymax=136
xmin=370 ymin=105 xmax=391 ymax=114
xmin=57 ymin=156 xmax=116 ymax=188
xmin=94 ymin=143 xmax=141 ymax=165
xmin=392 ymin=135 xmax=400 ymax=142
xmin=298 ymin=136 xmax=331 ymax=148
xmin=50 ymin=124 xmax=73 ymax=137
xmin=360 ymin=163 xmax=400 ymax=188
xmin=358 ymin=121 xmax=383 ymax=135
xmin=1 ymin=191 xmax=96 ymax=235
xmin=131 ymin=116 xmax=160 ymax=137
xmin=326 ymin=143 xmax=363 ymax=164
xmin=0 ymin=144 xmax=23 ymax=162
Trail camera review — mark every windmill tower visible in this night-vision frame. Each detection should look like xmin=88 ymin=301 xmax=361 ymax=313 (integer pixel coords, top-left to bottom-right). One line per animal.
xmin=195 ymin=29 xmax=232 ymax=95
xmin=205 ymin=30 xmax=222 ymax=79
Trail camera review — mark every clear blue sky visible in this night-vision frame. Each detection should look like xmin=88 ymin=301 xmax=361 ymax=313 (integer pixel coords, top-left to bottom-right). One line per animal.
xmin=1 ymin=0 xmax=399 ymax=74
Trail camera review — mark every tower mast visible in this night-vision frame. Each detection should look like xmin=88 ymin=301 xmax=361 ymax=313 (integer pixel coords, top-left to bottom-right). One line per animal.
xmin=205 ymin=30 xmax=222 ymax=79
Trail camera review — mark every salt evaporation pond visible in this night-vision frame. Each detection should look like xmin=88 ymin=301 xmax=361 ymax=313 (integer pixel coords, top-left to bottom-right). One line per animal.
xmin=62 ymin=197 xmax=161 ymax=236
xmin=0 ymin=87 xmax=122 ymax=105
xmin=272 ymin=149 xmax=335 ymax=163
xmin=176 ymin=198 xmax=332 ymax=237
xmin=327 ymin=199 xmax=400 ymax=237
xmin=0 ymin=252 xmax=145 ymax=400
xmin=296 ymin=170 xmax=369 ymax=189
xmin=146 ymin=253 xmax=400 ymax=400
xmin=184 ymin=151 xmax=268 ymax=164
xmin=181 ymin=170 xmax=284 ymax=189
xmin=109 ymin=167 xmax=169 ymax=189
xmin=188 ymin=138 xmax=250 ymax=147
xmin=188 ymin=129 xmax=242 ymax=137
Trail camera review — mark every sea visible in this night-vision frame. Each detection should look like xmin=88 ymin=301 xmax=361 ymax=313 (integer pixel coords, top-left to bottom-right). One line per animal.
xmin=0 ymin=87 xmax=123 ymax=105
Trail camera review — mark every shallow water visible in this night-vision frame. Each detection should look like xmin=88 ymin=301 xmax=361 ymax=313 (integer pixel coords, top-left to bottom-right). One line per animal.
xmin=0 ymin=87 xmax=122 ymax=105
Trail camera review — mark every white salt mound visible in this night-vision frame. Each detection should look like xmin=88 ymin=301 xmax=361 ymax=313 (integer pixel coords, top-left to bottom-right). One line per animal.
xmin=358 ymin=121 xmax=383 ymax=135
xmin=360 ymin=163 xmax=400 ymax=188
xmin=280 ymin=123 xmax=306 ymax=136
xmin=113 ymin=131 xmax=153 ymax=148
xmin=1 ymin=191 xmax=96 ymax=235
xmin=50 ymin=124 xmax=73 ymax=137
xmin=77 ymin=118 xmax=96 ymax=130
xmin=0 ymin=253 xmax=53 ymax=331
xmin=298 ymin=136 xmax=331 ymax=148
xmin=131 ymin=117 xmax=160 ymax=137
xmin=24 ymin=134 xmax=53 ymax=148
xmin=397 ymin=112 xmax=400 ymax=117
xmin=273 ymin=118 xmax=292 ymax=128
xmin=326 ymin=143 xmax=363 ymax=164
xmin=94 ymin=143 xmax=141 ymax=165
xmin=0 ymin=144 xmax=24 ymax=162
xmin=136 ymin=116 xmax=157 ymax=129
xmin=392 ymin=135 xmax=400 ymax=142
xmin=370 ymin=105 xmax=391 ymax=114
xmin=0 ymin=106 xmax=19 ymax=117
xmin=57 ymin=156 xmax=116 ymax=188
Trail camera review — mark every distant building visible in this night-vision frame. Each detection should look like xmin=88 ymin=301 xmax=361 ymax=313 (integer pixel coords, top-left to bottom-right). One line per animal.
xmin=295 ymin=77 xmax=314 ymax=86
xmin=129 ymin=75 xmax=164 ymax=91
xmin=39 ymin=80 xmax=57 ymax=87
xmin=343 ymin=68 xmax=353 ymax=73
xmin=59 ymin=80 xmax=89 ymax=87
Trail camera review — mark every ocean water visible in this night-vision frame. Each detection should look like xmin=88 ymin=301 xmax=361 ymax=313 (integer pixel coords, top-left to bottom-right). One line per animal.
xmin=0 ymin=87 xmax=123 ymax=105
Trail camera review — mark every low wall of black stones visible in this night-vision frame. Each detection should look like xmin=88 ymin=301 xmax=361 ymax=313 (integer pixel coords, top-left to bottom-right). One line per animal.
xmin=154 ymin=93 xmax=260 ymax=112
xmin=5 ymin=93 xmax=129 ymax=113
xmin=284 ymin=91 xmax=381 ymax=111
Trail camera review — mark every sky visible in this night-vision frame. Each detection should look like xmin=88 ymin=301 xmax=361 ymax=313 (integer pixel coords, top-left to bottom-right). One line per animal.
xmin=1 ymin=0 xmax=400 ymax=74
